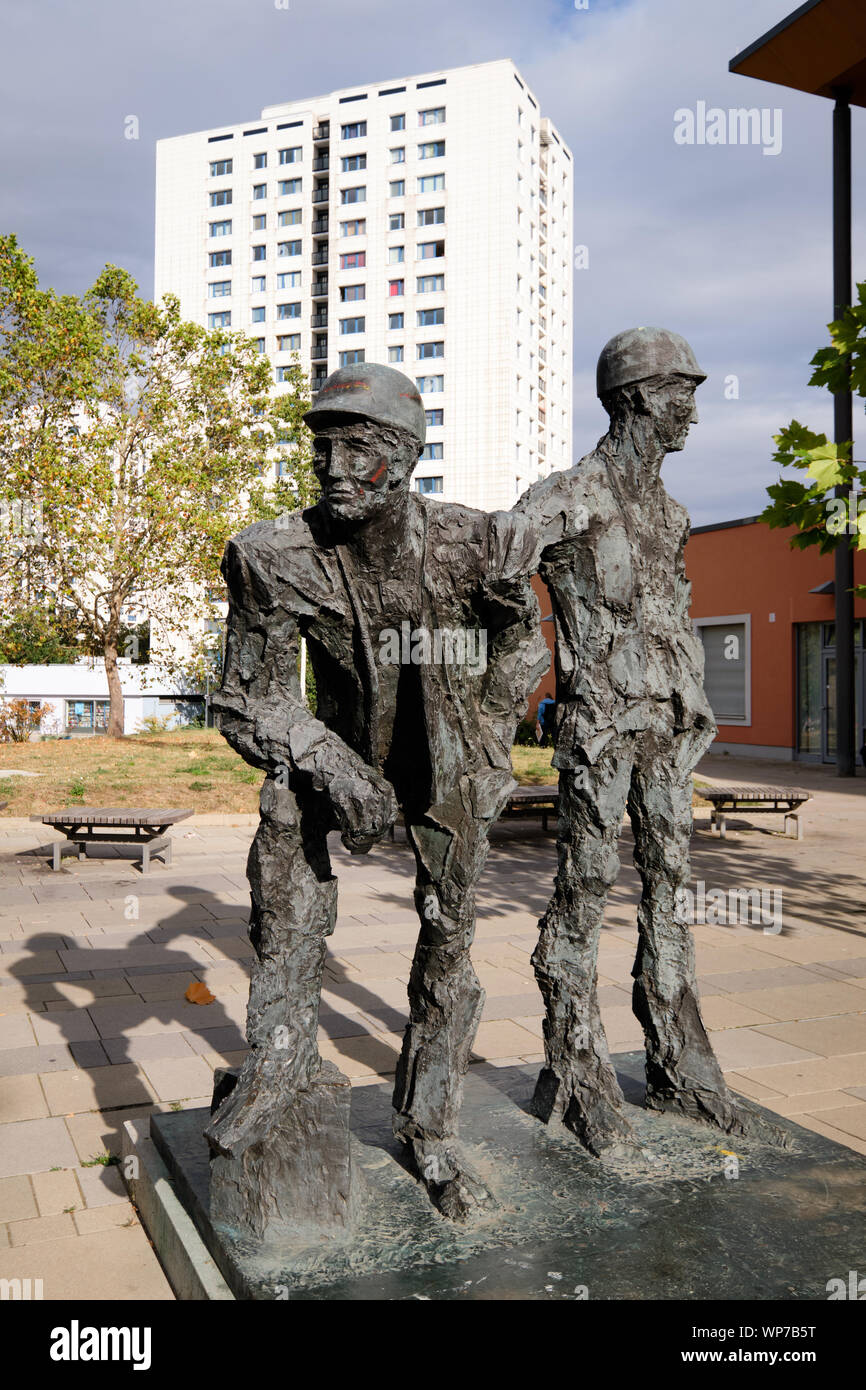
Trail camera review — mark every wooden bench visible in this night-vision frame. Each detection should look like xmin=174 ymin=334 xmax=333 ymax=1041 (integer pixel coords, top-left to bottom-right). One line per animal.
xmin=701 ymin=786 xmax=811 ymax=841
xmin=501 ymin=784 xmax=559 ymax=831
xmin=31 ymin=807 xmax=194 ymax=873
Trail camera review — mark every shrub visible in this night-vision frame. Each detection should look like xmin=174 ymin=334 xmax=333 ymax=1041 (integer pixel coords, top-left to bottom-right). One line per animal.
xmin=0 ymin=699 xmax=46 ymax=743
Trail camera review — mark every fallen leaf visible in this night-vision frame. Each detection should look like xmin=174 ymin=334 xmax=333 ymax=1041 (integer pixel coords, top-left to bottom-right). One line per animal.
xmin=185 ymin=981 xmax=215 ymax=1005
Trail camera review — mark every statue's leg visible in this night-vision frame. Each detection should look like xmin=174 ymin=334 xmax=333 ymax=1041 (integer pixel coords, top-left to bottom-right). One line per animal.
xmin=392 ymin=780 xmax=500 ymax=1222
xmin=531 ymin=751 xmax=637 ymax=1155
xmin=204 ymin=776 xmax=354 ymax=1240
xmin=628 ymin=731 xmax=787 ymax=1145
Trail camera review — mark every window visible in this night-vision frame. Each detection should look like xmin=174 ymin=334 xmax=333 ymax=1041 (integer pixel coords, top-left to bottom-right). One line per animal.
xmin=417 ymin=207 xmax=445 ymax=226
xmin=251 ymin=306 xmax=266 ymax=322
xmin=389 ymin=212 xmax=405 ymax=230
xmin=418 ymin=341 xmax=444 ymax=358
xmin=278 ymin=177 xmax=302 ymax=195
xmin=209 ymin=220 xmax=232 ymax=237
xmin=417 ymin=307 xmax=444 ymax=325
xmin=388 ymin=345 xmax=404 ymax=362
xmin=209 ymin=189 xmax=232 ymax=206
xmin=277 ymin=333 xmax=301 ymax=351
xmin=415 ymin=476 xmax=443 ymax=494
xmin=418 ymin=140 xmax=445 ymax=159
xmin=417 ymin=240 xmax=445 ymax=260
xmin=252 ymin=244 xmax=266 ymax=261
xmin=389 ymin=179 xmax=405 ymax=197
xmin=390 ymin=147 xmax=405 ymax=163
xmin=278 ymin=208 xmax=302 ymax=227
xmin=339 ymin=348 xmax=365 ymax=365
xmin=388 ymin=279 xmax=404 ymax=296
xmin=388 ymin=246 xmax=405 ymax=264
xmin=340 ymin=251 xmax=365 ymax=269
xmin=341 ymin=121 xmax=367 ymax=139
xmin=276 ymin=365 xmax=297 ymax=381
xmin=253 ymin=152 xmax=267 ymax=169
xmin=341 ymin=185 xmax=366 ymax=204
xmin=695 ymin=617 xmax=751 ymax=724
xmin=252 ymin=214 xmax=266 ymax=231
xmin=208 ymin=311 xmax=231 ymax=329
xmin=277 ymin=240 xmax=302 ymax=256
xmin=421 ymin=442 xmax=443 ymax=460
xmin=251 ymin=275 xmax=266 ymax=293
xmin=252 ymin=337 xmax=265 ymax=353
xmin=341 ymin=154 xmax=366 ymax=172
xmin=419 ymin=107 xmax=445 ymax=125
xmin=418 ymin=174 xmax=445 ymax=192
xmin=66 ymin=699 xmax=110 ymax=731
xmin=390 ymin=113 xmax=405 ymax=131
xmin=252 ymin=184 xmax=267 ymax=201
xmin=417 ymin=274 xmax=444 ymax=293
xmin=416 ymin=374 xmax=444 ymax=392
xmin=210 ymin=159 xmax=232 ymax=177
xmin=279 ymin=146 xmax=303 ymax=163
xmin=388 ymin=313 xmax=404 ymax=330
xmin=277 ymin=302 xmax=301 ymax=319
xmin=340 ymin=218 xmax=366 ymax=237
xmin=209 ymin=250 xmax=232 ymax=267
xmin=425 ymin=408 xmax=444 ymax=427
xmin=340 ymin=284 xmax=365 ymax=301
xmin=340 ymin=316 xmax=365 ymax=334
xmin=277 ymin=271 xmax=301 ymax=289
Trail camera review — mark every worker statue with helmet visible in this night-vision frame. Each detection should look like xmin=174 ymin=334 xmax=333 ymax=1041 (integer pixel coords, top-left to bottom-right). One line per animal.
xmin=205 ymin=362 xmax=548 ymax=1233
xmin=515 ymin=327 xmax=773 ymax=1157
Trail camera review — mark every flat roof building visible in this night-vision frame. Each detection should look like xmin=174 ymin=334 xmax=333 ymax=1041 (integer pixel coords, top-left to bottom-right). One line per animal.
xmin=155 ymin=58 xmax=573 ymax=512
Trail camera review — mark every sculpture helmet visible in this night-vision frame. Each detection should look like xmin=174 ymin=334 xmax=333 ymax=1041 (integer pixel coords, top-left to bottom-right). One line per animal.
xmin=304 ymin=362 xmax=426 ymax=447
xmin=596 ymin=326 xmax=706 ymax=399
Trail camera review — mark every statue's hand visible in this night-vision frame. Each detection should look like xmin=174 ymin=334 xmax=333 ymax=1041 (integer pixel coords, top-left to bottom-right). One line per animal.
xmin=329 ymin=764 xmax=398 ymax=854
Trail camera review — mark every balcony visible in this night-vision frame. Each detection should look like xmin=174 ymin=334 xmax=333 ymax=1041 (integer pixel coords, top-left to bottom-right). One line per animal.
xmin=312 ymin=216 xmax=329 ymax=235
xmin=312 ymin=187 xmax=330 ymax=204
xmin=312 ymin=248 xmax=329 ymax=266
xmin=311 ymin=278 xmax=329 ymax=298
xmin=313 ymin=123 xmax=330 ymax=141
xmin=311 ymin=372 xmax=328 ymax=392
xmin=313 ymin=156 xmax=329 ymax=172
xmin=311 ymin=311 xmax=328 ymax=328
xmin=311 ymin=340 xmax=328 ymax=362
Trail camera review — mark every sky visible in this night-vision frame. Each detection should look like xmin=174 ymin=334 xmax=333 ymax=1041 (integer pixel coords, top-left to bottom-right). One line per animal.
xmin=2 ymin=0 xmax=864 ymax=525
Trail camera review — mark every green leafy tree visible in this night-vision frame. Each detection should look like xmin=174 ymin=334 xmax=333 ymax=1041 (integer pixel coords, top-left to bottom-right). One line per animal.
xmin=761 ymin=280 xmax=866 ymax=596
xmin=0 ymin=236 xmax=315 ymax=736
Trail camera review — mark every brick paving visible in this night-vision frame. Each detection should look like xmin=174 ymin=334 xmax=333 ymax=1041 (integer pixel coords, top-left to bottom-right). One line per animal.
xmin=0 ymin=754 xmax=863 ymax=1298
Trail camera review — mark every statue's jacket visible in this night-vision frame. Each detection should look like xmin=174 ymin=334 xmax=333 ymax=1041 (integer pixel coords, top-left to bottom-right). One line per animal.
xmin=515 ymin=443 xmax=716 ymax=768
xmin=213 ymin=495 xmax=549 ymax=838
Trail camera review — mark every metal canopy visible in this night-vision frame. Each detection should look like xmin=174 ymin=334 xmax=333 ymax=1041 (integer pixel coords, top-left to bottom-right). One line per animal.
xmin=730 ymin=0 xmax=866 ymax=106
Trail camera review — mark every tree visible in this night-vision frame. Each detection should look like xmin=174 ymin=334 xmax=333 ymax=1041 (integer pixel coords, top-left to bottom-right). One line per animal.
xmin=761 ymin=279 xmax=866 ymax=597
xmin=0 ymin=604 xmax=82 ymax=664
xmin=0 ymin=236 xmax=316 ymax=735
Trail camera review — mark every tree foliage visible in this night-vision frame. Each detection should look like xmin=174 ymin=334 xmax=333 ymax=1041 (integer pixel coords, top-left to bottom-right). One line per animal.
xmin=0 ymin=236 xmax=316 ymax=734
xmin=761 ymin=281 xmax=866 ymax=596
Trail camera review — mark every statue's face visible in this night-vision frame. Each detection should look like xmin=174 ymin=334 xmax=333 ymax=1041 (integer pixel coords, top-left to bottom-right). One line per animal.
xmin=646 ymin=376 xmax=699 ymax=453
xmin=312 ymin=418 xmax=410 ymax=525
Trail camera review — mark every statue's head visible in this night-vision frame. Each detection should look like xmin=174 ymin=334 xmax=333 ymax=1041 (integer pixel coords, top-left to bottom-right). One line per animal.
xmin=596 ymin=327 xmax=706 ymax=455
xmin=304 ymin=363 xmax=426 ymax=525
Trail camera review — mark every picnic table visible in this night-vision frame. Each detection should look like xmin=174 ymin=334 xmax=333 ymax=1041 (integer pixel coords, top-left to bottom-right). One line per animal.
xmin=701 ymin=786 xmax=811 ymax=840
xmin=31 ymin=807 xmax=194 ymax=873
xmin=501 ymin=784 xmax=560 ymax=831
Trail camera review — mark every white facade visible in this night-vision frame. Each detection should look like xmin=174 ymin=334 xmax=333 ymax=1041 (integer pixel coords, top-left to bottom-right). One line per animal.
xmin=0 ymin=662 xmax=201 ymax=738
xmin=155 ymin=58 xmax=573 ymax=512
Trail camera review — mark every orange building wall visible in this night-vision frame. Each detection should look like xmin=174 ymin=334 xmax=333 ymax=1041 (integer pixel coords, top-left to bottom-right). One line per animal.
xmin=527 ymin=522 xmax=865 ymax=752
xmin=686 ymin=521 xmax=865 ymax=750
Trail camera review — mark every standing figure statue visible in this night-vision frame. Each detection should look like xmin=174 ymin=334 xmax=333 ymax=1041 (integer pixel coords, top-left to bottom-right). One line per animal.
xmin=206 ymin=363 xmax=548 ymax=1233
xmin=515 ymin=327 xmax=759 ymax=1156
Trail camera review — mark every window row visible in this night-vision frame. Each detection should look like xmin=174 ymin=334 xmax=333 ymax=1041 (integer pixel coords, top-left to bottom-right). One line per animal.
xmin=338 ymin=242 xmax=443 ymax=269
xmin=341 ymin=110 xmax=444 ymax=140
xmin=338 ymin=275 xmax=444 ymax=300
xmin=338 ymin=309 xmax=444 ymax=333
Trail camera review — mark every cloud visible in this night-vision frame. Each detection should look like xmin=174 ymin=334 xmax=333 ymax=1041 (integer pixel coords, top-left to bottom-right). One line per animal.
xmin=2 ymin=0 xmax=864 ymax=522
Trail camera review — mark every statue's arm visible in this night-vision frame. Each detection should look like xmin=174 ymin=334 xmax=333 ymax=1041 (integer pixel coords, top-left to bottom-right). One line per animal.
xmin=511 ymin=468 xmax=593 ymax=568
xmin=213 ymin=534 xmax=397 ymax=850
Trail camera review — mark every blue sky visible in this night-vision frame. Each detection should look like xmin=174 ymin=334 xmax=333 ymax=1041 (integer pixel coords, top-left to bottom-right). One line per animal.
xmin=3 ymin=0 xmax=864 ymax=524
